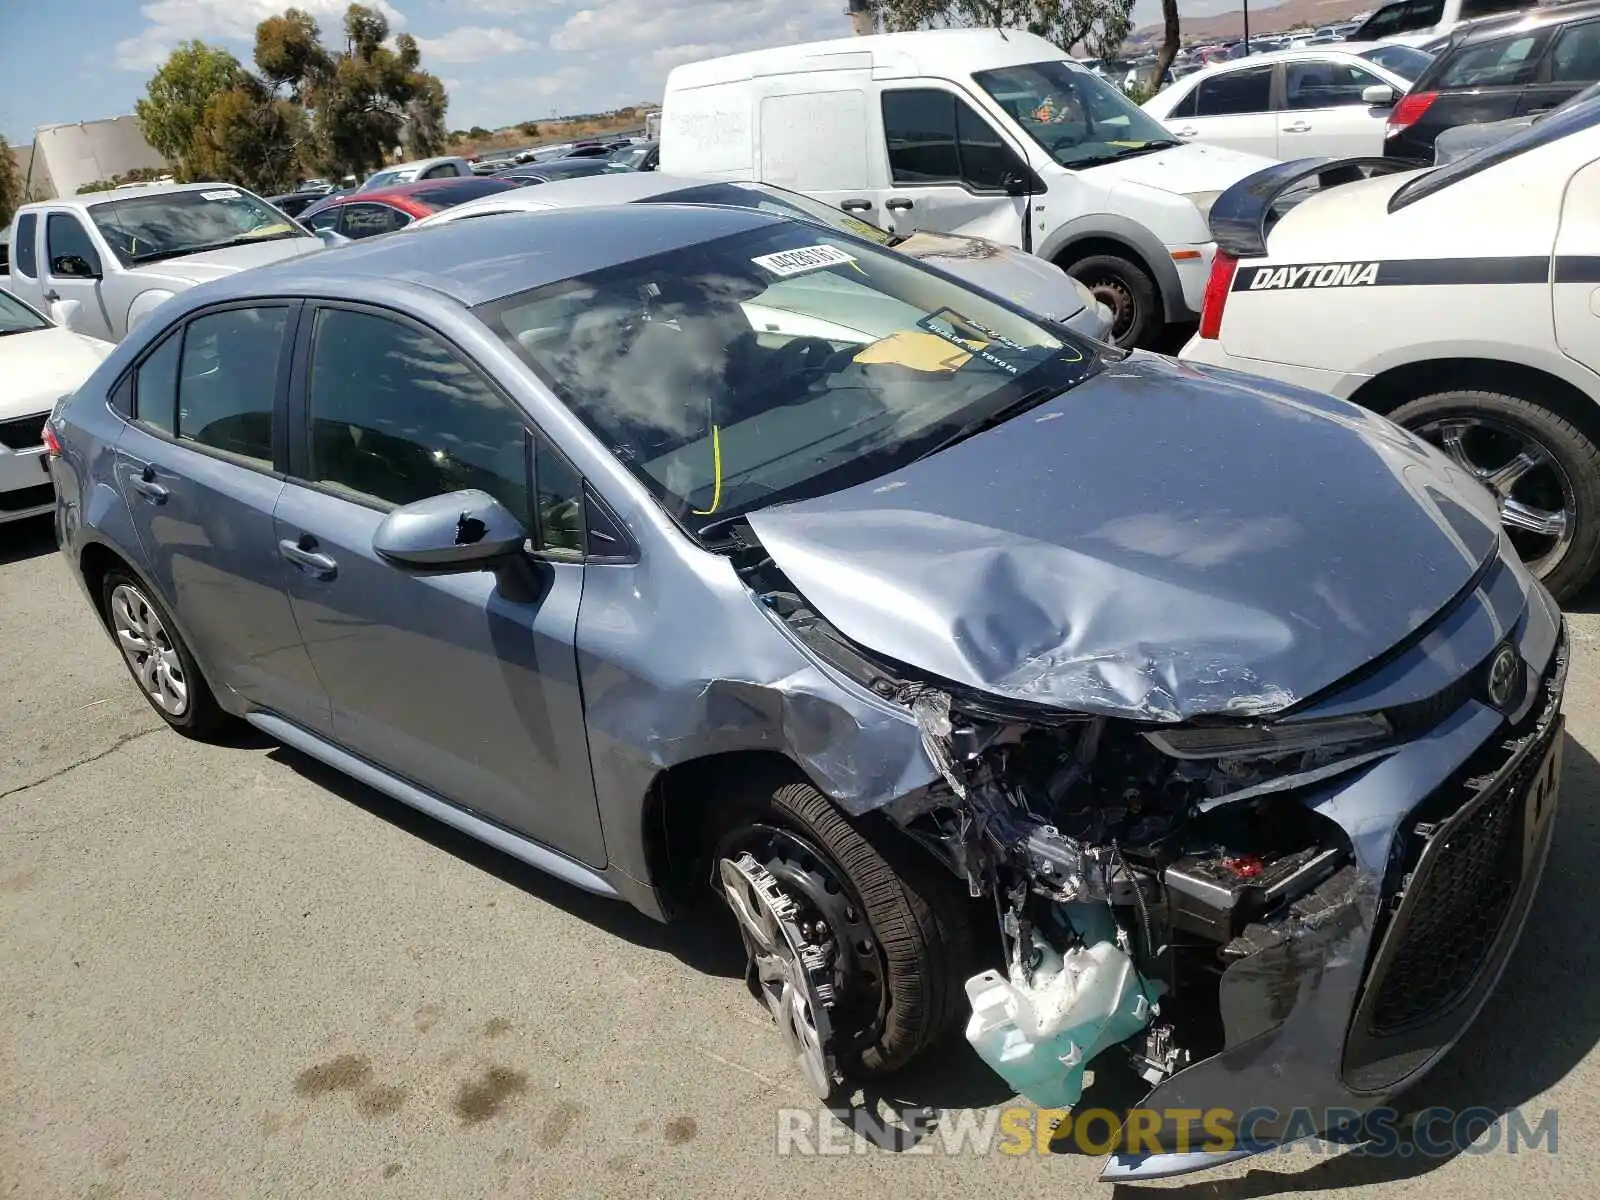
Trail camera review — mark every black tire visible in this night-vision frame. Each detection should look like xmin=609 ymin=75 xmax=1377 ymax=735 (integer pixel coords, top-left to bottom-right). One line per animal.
xmin=1064 ymin=252 xmax=1161 ymax=350
xmin=1388 ymin=389 xmax=1600 ymax=602
xmin=714 ymin=772 xmax=975 ymax=1077
xmin=100 ymin=568 xmax=233 ymax=740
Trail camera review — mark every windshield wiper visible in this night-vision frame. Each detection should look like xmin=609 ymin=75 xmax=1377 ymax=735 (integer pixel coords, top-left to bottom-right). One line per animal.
xmin=1069 ymin=139 xmax=1182 ymax=169
xmin=127 ymin=231 xmax=306 ymax=265
xmin=914 ymin=382 xmax=1065 ymax=462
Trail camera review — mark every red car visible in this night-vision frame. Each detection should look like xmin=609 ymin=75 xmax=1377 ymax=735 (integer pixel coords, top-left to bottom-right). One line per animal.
xmin=300 ymin=176 xmax=521 ymax=241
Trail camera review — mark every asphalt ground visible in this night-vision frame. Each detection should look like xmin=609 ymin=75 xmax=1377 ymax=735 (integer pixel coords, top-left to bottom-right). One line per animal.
xmin=4 ymin=512 xmax=1600 ymax=1199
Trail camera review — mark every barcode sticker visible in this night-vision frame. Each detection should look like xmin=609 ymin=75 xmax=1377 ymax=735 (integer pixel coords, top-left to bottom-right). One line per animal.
xmin=751 ymin=245 xmax=858 ymax=278
xmin=201 ymin=189 xmax=241 ymax=201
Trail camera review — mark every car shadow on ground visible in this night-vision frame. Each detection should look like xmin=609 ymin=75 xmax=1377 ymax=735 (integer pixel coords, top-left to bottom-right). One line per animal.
xmin=0 ymin=515 xmax=57 ymax=566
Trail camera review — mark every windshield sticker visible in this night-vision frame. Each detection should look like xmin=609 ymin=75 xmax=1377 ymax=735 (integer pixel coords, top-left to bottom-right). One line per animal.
xmin=752 ymin=245 xmax=859 ymax=278
xmin=854 ymin=330 xmax=973 ymax=373
xmin=200 ymin=189 xmax=242 ymax=201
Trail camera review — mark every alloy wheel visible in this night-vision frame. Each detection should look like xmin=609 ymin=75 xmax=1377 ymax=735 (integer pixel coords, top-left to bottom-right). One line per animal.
xmin=1412 ymin=415 xmax=1576 ymax=581
xmin=109 ymin=583 xmax=189 ymax=716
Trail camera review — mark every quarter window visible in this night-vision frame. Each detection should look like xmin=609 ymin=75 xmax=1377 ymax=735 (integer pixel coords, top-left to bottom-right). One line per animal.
xmin=305 ymin=307 xmax=531 ymax=516
xmin=1285 ymin=60 xmax=1388 ymax=108
xmin=13 ymin=213 xmax=38 ymax=278
xmin=306 ymin=207 xmax=339 ymax=232
xmin=46 ymin=214 xmax=102 ymax=278
xmin=1439 ymin=35 xmax=1545 ymax=88
xmin=534 ymin=437 xmax=585 ymax=556
xmin=176 ymin=307 xmax=287 ymax=467
xmin=881 ymin=89 xmax=1025 ymax=190
xmin=1549 ymin=21 xmax=1600 ymax=84
xmin=134 ymin=331 xmax=181 ymax=435
xmin=1194 ymin=66 xmax=1273 ymax=116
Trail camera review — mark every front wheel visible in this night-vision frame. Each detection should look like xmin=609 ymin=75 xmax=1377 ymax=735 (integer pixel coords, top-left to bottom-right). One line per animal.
xmin=1063 ymin=253 xmax=1160 ymax=350
xmin=713 ymin=775 xmax=974 ymax=1095
xmin=1390 ymin=389 xmax=1600 ymax=601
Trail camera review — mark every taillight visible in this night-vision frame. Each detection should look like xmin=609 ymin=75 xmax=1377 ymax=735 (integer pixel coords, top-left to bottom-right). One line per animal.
xmin=1387 ymin=91 xmax=1437 ymax=138
xmin=41 ymin=421 xmax=62 ymax=458
xmin=1198 ymin=251 xmax=1238 ymax=341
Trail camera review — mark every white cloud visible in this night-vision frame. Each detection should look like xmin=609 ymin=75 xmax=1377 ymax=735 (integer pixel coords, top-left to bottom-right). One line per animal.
xmin=417 ymin=25 xmax=534 ymax=62
xmin=550 ymin=0 xmax=841 ymax=55
xmin=443 ymin=0 xmax=560 ymax=12
xmin=115 ymin=0 xmax=408 ymax=71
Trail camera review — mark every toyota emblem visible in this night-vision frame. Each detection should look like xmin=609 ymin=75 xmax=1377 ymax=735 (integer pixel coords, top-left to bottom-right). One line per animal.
xmin=1486 ymin=646 xmax=1519 ymax=709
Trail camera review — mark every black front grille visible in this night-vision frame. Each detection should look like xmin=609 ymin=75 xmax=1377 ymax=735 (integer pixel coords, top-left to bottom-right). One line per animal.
xmin=1368 ymin=766 xmax=1527 ymax=1034
xmin=0 ymin=412 xmax=48 ymax=451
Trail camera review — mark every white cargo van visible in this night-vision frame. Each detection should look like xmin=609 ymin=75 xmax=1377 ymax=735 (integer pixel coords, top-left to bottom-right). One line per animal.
xmin=660 ymin=28 xmax=1279 ymax=346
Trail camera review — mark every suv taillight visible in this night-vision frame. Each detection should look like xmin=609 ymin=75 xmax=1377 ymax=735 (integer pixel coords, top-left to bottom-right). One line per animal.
xmin=1387 ymin=90 xmax=1438 ymax=138
xmin=41 ymin=420 xmax=62 ymax=458
xmin=1198 ymin=251 xmax=1238 ymax=341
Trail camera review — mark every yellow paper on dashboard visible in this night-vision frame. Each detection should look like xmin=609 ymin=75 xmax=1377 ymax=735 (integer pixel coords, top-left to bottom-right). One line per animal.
xmin=853 ymin=329 xmax=982 ymax=373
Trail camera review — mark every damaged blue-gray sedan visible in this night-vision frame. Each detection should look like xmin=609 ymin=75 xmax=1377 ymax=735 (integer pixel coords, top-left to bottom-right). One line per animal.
xmin=46 ymin=204 xmax=1565 ymax=1180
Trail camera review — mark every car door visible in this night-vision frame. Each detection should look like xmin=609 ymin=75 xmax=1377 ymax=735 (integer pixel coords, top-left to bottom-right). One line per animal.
xmin=872 ymin=86 xmax=1034 ymax=248
xmin=271 ymin=302 xmax=606 ymax=867
xmin=1161 ymin=64 xmax=1279 ymax=157
xmin=113 ymin=302 xmax=331 ymax=729
xmin=1517 ymin=18 xmax=1600 ymax=116
xmin=1278 ymin=58 xmax=1399 ymax=157
xmin=43 ymin=211 xmax=115 ymax=341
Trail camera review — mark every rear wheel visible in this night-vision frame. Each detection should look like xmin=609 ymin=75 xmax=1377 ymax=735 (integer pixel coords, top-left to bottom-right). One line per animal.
xmin=1063 ymin=253 xmax=1160 ymax=350
xmin=712 ymin=774 xmax=974 ymax=1095
xmin=1389 ymin=389 xmax=1600 ymax=601
xmin=101 ymin=570 xmax=231 ymax=739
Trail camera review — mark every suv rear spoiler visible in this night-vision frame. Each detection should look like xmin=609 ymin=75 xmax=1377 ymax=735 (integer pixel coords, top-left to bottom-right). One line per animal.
xmin=1208 ymin=156 xmax=1423 ymax=258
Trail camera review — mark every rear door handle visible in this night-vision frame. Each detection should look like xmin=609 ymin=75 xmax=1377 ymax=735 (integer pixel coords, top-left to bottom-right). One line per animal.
xmin=840 ymin=199 xmax=873 ymax=212
xmin=1283 ymin=121 xmax=1312 ymax=133
xmin=133 ymin=465 xmax=168 ymax=503
xmin=279 ymin=536 xmax=338 ymax=578
xmin=885 ymin=197 xmax=914 ymax=212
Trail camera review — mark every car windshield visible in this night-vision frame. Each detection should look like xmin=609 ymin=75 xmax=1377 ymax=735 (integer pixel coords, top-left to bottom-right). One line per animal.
xmin=0 ymin=288 xmax=49 ymax=335
xmin=364 ymin=169 xmax=405 ymax=190
xmin=973 ymin=59 xmax=1180 ymax=169
xmin=479 ymin=220 xmax=1099 ymax=541
xmin=644 ymin=181 xmax=896 ymax=246
xmin=1359 ymin=43 xmax=1436 ymax=80
xmin=89 ymin=188 xmax=309 ymax=266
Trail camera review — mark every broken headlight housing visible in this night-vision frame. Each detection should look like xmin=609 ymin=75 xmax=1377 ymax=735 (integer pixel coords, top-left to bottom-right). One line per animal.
xmin=1143 ymin=713 xmax=1392 ymax=760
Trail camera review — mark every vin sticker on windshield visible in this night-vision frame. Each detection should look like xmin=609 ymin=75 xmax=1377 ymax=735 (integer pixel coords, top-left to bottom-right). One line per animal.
xmin=751 ymin=245 xmax=858 ymax=277
xmin=200 ymin=189 xmax=241 ymax=201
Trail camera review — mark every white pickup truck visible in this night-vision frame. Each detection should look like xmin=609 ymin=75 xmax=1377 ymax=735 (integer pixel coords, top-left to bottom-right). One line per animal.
xmin=1 ymin=182 xmax=321 ymax=342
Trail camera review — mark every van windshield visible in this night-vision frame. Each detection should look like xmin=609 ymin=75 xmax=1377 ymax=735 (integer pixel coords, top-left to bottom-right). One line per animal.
xmin=973 ymin=60 xmax=1180 ymax=170
xmin=478 ymin=220 xmax=1099 ymax=541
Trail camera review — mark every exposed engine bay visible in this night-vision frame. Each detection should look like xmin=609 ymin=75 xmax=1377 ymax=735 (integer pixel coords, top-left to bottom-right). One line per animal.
xmin=741 ymin=549 xmax=1372 ymax=1108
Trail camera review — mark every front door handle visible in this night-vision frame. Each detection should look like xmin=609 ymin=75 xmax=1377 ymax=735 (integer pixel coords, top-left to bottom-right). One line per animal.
xmin=133 ymin=465 xmax=168 ymax=503
xmin=279 ymin=536 xmax=338 ymax=579
xmin=43 ymin=289 xmax=60 ymax=303
xmin=1173 ymin=126 xmax=1199 ymax=138
xmin=1282 ymin=121 xmax=1312 ymax=133
xmin=885 ymin=197 xmax=914 ymax=212
xmin=840 ymin=199 xmax=873 ymax=212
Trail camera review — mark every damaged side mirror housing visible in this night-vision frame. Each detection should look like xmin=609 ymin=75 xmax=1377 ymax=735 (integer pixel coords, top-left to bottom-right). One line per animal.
xmin=372 ymin=489 xmax=528 ymax=571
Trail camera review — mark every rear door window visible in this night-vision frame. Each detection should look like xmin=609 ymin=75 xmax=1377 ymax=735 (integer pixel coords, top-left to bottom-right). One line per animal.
xmin=12 ymin=213 xmax=38 ymax=278
xmin=1193 ymin=66 xmax=1273 ymax=115
xmin=176 ymin=307 xmax=288 ymax=468
xmin=337 ymin=203 xmax=410 ymax=238
xmin=1439 ymin=34 xmax=1547 ymax=88
xmin=1549 ymin=20 xmax=1600 ymax=84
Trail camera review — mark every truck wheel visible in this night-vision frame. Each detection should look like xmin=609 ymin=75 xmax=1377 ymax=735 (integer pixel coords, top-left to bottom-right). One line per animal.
xmin=1064 ymin=253 xmax=1159 ymax=349
xmin=713 ymin=773 xmax=974 ymax=1094
xmin=101 ymin=569 xmax=232 ymax=739
xmin=1390 ymin=389 xmax=1600 ymax=602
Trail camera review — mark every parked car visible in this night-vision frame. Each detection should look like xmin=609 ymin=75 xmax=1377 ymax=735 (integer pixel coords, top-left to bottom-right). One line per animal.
xmin=606 ymin=139 xmax=660 ymax=171
xmin=299 ymin=177 xmax=521 ymax=243
xmin=1184 ymin=94 xmax=1600 ymax=598
xmin=1353 ymin=0 xmax=1532 ymax=47
xmin=1358 ymin=41 xmax=1438 ymax=79
xmin=1142 ymin=45 xmax=1418 ymax=158
xmin=3 ymin=183 xmax=320 ymax=343
xmin=355 ymin=156 xmax=476 ymax=192
xmin=409 ymin=170 xmax=1116 ymax=338
xmin=1384 ymin=1 xmax=1600 ymax=159
xmin=495 ymin=159 xmax=616 ymax=185
xmin=1432 ymin=77 xmax=1600 ymax=159
xmin=0 ymin=289 xmax=113 ymax=524
xmin=47 ymin=200 xmax=1566 ymax=1182
xmin=266 ymin=191 xmax=324 ymax=218
xmin=662 ymin=29 xmax=1279 ymax=349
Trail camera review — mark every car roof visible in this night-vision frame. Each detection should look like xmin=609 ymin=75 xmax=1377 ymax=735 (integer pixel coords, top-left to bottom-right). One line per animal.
xmin=191 ymin=203 xmax=783 ymax=309
xmin=22 ymin=181 xmax=256 ymax=212
xmin=377 ymin=156 xmax=467 ymax=172
xmin=305 ymin=176 xmax=518 ymax=214
xmin=422 ymin=171 xmax=700 ymax=221
xmin=1149 ymin=43 xmax=1411 ymax=101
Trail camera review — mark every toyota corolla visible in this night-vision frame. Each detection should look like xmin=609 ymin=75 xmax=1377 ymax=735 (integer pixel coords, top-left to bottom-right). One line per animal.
xmin=46 ymin=204 xmax=1565 ymax=1180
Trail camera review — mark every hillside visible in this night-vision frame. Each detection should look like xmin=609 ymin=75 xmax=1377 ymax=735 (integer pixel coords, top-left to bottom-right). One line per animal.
xmin=1134 ymin=0 xmax=1371 ymax=41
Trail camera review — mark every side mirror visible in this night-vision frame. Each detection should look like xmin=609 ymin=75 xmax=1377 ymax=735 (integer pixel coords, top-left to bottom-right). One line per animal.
xmin=1362 ymin=84 xmax=1396 ymax=106
xmin=51 ymin=254 xmax=101 ymax=279
xmin=372 ymin=489 xmax=528 ymax=571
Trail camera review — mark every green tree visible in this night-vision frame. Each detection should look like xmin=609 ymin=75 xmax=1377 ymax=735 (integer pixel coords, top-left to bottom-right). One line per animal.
xmin=873 ymin=0 xmax=1133 ymax=58
xmin=0 ymin=134 xmax=24 ymax=227
xmin=199 ymin=78 xmax=308 ymax=194
xmin=517 ymin=121 xmax=540 ymax=138
xmin=135 ymin=41 xmax=245 ymax=180
xmin=468 ymin=125 xmax=491 ymax=138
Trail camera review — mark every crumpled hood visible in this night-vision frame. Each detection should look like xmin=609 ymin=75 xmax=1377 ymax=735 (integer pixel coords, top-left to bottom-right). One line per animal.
xmin=139 ymin=236 xmax=321 ymax=285
xmin=746 ymin=355 xmax=1506 ymax=721
xmin=893 ymin=231 xmax=1089 ymax=321
xmin=0 ymin=326 xmax=115 ymax=419
xmin=1089 ymin=142 xmax=1279 ymax=197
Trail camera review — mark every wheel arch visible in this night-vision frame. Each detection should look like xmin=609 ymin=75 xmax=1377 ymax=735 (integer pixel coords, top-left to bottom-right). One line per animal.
xmin=1349 ymin=357 xmax=1600 ymax=444
xmin=1039 ymin=214 xmax=1189 ymax=321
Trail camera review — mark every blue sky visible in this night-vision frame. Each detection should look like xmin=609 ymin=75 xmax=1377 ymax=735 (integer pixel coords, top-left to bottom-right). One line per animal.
xmin=0 ymin=0 xmax=1220 ymax=146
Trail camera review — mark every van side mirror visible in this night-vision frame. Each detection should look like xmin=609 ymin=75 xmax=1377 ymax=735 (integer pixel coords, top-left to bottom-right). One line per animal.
xmin=1001 ymin=168 xmax=1042 ymax=197
xmin=1362 ymin=84 xmax=1396 ymax=106
xmin=372 ymin=489 xmax=528 ymax=571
